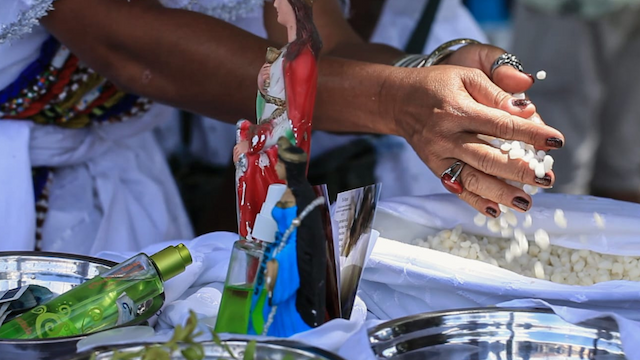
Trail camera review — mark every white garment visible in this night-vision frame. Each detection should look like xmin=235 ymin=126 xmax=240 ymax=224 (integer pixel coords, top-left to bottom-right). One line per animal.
xmin=0 ymin=4 xmax=193 ymax=253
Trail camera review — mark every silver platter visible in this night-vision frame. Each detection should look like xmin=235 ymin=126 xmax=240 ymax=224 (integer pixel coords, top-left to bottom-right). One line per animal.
xmin=0 ymin=251 xmax=163 ymax=360
xmin=369 ymin=307 xmax=626 ymax=359
xmin=70 ymin=340 xmax=346 ymax=360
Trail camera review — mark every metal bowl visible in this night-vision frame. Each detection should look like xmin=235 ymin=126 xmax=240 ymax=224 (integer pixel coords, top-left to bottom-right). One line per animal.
xmin=369 ymin=307 xmax=626 ymax=359
xmin=0 ymin=251 xmax=164 ymax=360
xmin=69 ymin=340 xmax=346 ymax=360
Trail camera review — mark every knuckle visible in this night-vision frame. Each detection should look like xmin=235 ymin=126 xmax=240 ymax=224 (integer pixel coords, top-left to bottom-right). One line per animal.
xmin=476 ymin=151 xmax=497 ymax=176
xmin=494 ymin=186 xmax=512 ymax=204
xmin=462 ymin=170 xmax=481 ymax=193
xmin=495 ymin=115 xmax=516 ymax=140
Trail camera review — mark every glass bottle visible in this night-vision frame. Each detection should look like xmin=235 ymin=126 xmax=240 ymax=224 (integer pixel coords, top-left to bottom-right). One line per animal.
xmin=214 ymin=240 xmax=264 ymax=334
xmin=0 ymin=244 xmax=192 ymax=339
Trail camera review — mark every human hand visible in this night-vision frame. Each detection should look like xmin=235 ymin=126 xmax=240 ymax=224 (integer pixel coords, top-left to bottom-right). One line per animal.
xmin=258 ymin=63 xmax=271 ymax=95
xmin=387 ymin=65 xmax=564 ymax=217
xmin=233 ymin=140 xmax=249 ymax=163
xmin=443 ymin=43 xmax=535 ymax=95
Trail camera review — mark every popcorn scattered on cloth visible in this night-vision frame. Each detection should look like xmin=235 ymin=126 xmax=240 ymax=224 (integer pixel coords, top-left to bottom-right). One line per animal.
xmin=79 ymin=232 xmax=374 ymax=359
xmin=362 ymin=193 xmax=640 ymax=322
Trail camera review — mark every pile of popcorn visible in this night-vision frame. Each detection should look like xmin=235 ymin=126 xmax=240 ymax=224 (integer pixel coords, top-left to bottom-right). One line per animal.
xmin=409 ymin=214 xmax=638 ymax=286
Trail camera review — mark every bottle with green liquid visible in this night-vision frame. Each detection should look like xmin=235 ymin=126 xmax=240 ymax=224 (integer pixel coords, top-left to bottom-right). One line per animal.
xmin=0 ymin=244 xmax=192 ymax=339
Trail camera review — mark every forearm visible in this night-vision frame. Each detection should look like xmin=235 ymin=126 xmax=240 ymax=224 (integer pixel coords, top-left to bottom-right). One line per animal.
xmin=325 ymin=42 xmax=404 ymax=65
xmin=42 ymin=1 xmax=399 ymax=136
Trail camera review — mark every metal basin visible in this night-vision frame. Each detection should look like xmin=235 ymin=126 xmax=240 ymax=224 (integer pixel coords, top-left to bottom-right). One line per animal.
xmin=369 ymin=307 xmax=626 ymax=359
xmin=69 ymin=340 xmax=346 ymax=360
xmin=0 ymin=251 xmax=164 ymax=360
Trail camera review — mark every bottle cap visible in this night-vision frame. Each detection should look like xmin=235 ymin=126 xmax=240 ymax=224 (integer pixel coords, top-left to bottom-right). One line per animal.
xmin=150 ymin=244 xmax=193 ymax=281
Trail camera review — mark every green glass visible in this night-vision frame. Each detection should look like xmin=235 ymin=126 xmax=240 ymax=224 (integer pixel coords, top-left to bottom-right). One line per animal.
xmin=0 ymin=245 xmax=192 ymax=339
xmin=215 ymin=240 xmax=264 ymax=334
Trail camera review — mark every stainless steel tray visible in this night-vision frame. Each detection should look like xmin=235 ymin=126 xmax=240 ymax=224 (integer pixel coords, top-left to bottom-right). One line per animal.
xmin=369 ymin=307 xmax=626 ymax=359
xmin=70 ymin=340 xmax=346 ymax=360
xmin=0 ymin=251 xmax=163 ymax=360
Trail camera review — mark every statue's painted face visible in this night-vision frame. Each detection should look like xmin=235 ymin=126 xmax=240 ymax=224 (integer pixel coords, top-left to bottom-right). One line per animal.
xmin=274 ymin=0 xmax=296 ymax=28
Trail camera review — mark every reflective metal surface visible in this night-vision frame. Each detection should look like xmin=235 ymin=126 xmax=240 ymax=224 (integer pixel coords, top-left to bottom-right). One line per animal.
xmin=369 ymin=307 xmax=626 ymax=359
xmin=70 ymin=340 xmax=346 ymax=360
xmin=0 ymin=251 xmax=164 ymax=360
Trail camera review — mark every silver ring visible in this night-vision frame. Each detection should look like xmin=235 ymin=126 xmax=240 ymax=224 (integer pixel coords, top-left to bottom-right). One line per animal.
xmin=441 ymin=161 xmax=465 ymax=182
xmin=491 ymin=53 xmax=524 ymax=76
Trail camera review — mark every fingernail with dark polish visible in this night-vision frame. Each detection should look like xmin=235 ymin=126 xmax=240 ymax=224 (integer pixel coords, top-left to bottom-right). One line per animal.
xmin=485 ymin=207 xmax=498 ymax=218
xmin=512 ymin=99 xmax=532 ymax=108
xmin=546 ymin=138 xmax=564 ymax=148
xmin=512 ymin=197 xmax=530 ymax=211
xmin=534 ymin=175 xmax=552 ymax=187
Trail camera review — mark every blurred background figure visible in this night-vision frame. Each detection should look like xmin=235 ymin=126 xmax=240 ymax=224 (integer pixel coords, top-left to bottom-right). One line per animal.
xmin=511 ymin=0 xmax=640 ymax=203
xmin=156 ymin=0 xmax=489 ymax=235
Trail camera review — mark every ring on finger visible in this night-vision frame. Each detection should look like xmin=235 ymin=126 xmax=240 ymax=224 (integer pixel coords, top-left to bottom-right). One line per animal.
xmin=441 ymin=161 xmax=465 ymax=195
xmin=490 ymin=53 xmax=524 ymax=77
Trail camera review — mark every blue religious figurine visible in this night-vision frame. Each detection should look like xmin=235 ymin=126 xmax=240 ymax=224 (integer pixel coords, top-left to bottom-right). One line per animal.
xmin=248 ymin=136 xmax=327 ymax=337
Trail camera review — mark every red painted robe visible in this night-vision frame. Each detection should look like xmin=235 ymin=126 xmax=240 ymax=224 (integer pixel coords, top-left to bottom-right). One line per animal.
xmin=236 ymin=45 xmax=318 ymax=239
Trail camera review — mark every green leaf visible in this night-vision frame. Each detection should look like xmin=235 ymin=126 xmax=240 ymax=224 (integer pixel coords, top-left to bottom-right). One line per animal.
xmin=243 ymin=340 xmax=257 ymax=360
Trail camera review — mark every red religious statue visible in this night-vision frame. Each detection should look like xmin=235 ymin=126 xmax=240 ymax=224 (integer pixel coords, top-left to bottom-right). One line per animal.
xmin=233 ymin=0 xmax=321 ymax=239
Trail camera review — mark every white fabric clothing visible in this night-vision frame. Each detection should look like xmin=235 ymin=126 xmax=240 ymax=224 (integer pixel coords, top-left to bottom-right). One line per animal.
xmin=511 ymin=3 xmax=640 ymax=194
xmin=0 ymin=6 xmax=193 ymax=253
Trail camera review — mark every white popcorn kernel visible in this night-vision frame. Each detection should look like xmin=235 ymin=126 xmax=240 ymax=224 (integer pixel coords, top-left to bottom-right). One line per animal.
xmin=509 ymin=148 xmax=526 ymax=159
xmin=594 ymin=213 xmax=606 ymax=229
xmin=543 ymin=155 xmax=554 ymax=172
xmin=612 ymin=262 xmax=624 ymax=275
xmin=499 ymin=204 xmax=510 ymax=213
xmin=500 ymin=217 xmax=509 ymax=229
xmin=533 ymin=261 xmax=545 ymax=279
xmin=505 ymin=249 xmax=513 ymax=263
xmin=504 ymin=211 xmax=518 ymax=227
xmin=628 ymin=267 xmax=640 ymax=280
xmin=529 ymin=158 xmax=538 ymax=170
xmin=554 ymin=209 xmax=568 ymax=228
xmin=599 ymin=260 xmax=613 ymax=270
xmin=570 ymin=252 xmax=581 ymax=264
xmin=550 ymin=273 xmax=565 ymax=283
xmin=534 ymin=229 xmax=550 ymax=250
xmin=510 ymin=241 xmax=522 ymax=258
xmin=536 ymin=70 xmax=547 ymax=80
xmin=501 ymin=227 xmax=513 ymax=238
xmin=473 ymin=213 xmax=487 ymax=226
xmin=534 ymin=162 xmax=546 ymax=178
xmin=487 ymin=218 xmax=501 ymax=233
xmin=523 ymin=214 xmax=533 ymax=229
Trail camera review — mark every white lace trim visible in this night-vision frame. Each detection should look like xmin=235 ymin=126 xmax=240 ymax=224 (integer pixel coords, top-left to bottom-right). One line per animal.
xmin=163 ymin=0 xmax=264 ymax=21
xmin=0 ymin=0 xmax=55 ymax=44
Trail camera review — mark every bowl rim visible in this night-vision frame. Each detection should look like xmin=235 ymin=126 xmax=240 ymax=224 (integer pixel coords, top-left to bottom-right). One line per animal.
xmin=72 ymin=339 xmax=348 ymax=360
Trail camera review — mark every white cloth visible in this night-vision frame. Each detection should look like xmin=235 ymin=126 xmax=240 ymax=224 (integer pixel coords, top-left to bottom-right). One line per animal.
xmin=82 ymin=232 xmax=374 ymax=358
xmin=0 ymin=7 xmax=193 ymax=252
xmin=497 ymin=299 xmax=640 ymax=360
xmin=361 ymin=193 xmax=640 ymax=322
